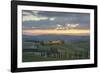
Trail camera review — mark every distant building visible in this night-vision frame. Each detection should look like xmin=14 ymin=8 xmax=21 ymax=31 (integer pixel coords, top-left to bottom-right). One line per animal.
xmin=43 ymin=40 xmax=64 ymax=45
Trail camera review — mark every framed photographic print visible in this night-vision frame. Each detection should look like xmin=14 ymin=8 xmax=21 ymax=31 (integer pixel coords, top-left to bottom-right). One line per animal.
xmin=11 ymin=1 xmax=97 ymax=72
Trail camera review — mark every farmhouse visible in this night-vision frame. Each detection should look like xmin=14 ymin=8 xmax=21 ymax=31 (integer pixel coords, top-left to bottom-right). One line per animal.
xmin=43 ymin=40 xmax=64 ymax=45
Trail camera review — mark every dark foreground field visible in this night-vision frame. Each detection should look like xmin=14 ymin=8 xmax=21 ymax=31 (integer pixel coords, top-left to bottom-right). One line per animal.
xmin=22 ymin=40 xmax=90 ymax=62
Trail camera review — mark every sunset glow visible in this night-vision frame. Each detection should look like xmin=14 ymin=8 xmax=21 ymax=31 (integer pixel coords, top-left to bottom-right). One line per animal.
xmin=23 ymin=29 xmax=90 ymax=36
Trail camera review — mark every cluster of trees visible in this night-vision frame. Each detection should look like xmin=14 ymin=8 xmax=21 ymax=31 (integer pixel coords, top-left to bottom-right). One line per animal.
xmin=25 ymin=40 xmax=64 ymax=45
xmin=41 ymin=47 xmax=89 ymax=59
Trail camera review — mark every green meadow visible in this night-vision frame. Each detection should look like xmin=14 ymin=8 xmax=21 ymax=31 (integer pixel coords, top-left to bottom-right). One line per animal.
xmin=22 ymin=40 xmax=90 ymax=62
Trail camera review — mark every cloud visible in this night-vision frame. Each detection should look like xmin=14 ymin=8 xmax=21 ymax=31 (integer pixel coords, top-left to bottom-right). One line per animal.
xmin=22 ymin=11 xmax=31 ymax=16
xmin=49 ymin=17 xmax=56 ymax=21
xmin=22 ymin=10 xmax=90 ymax=29
xmin=22 ymin=10 xmax=50 ymax=22
xmin=23 ymin=15 xmax=49 ymax=22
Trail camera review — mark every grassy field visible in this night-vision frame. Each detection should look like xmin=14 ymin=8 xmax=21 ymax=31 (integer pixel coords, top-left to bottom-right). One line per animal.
xmin=22 ymin=40 xmax=90 ymax=62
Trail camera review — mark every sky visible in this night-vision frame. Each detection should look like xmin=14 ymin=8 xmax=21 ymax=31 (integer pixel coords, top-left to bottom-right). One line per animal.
xmin=22 ymin=10 xmax=90 ymax=29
